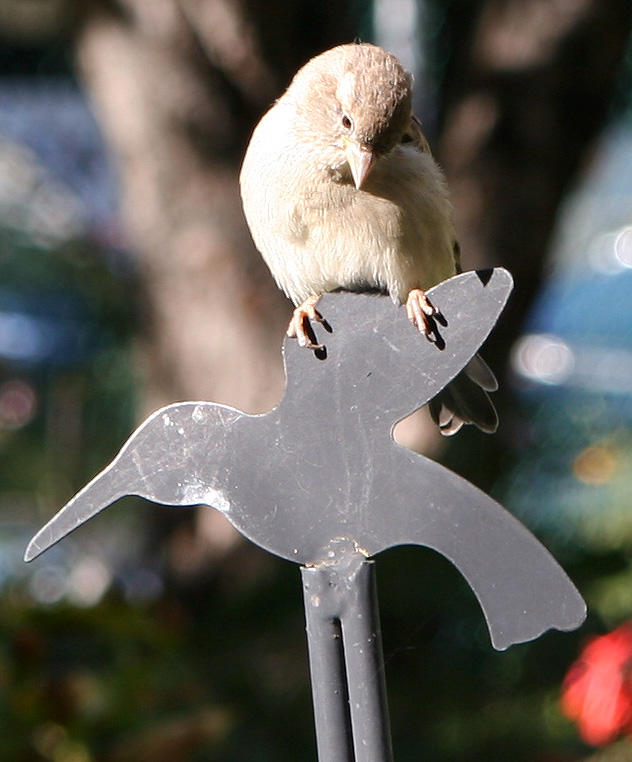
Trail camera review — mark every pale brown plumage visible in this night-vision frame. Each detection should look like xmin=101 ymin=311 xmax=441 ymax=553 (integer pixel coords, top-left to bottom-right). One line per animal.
xmin=240 ymin=42 xmax=497 ymax=435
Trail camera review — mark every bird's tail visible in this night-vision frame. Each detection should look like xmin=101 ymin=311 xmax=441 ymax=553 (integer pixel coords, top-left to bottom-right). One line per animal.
xmin=428 ymin=353 xmax=498 ymax=436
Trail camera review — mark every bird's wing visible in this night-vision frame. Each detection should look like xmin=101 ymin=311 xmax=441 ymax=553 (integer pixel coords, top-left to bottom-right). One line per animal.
xmin=403 ymin=114 xmax=463 ymax=276
xmin=402 ymin=113 xmax=431 ymax=153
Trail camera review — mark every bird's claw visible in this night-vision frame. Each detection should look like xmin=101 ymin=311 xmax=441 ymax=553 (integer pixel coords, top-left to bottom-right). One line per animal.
xmin=287 ymin=296 xmax=325 ymax=350
xmin=406 ymin=288 xmax=438 ymax=340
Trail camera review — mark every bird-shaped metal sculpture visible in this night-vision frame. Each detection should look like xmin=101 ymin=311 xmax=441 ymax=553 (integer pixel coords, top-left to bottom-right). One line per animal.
xmin=25 ymin=267 xmax=584 ymax=651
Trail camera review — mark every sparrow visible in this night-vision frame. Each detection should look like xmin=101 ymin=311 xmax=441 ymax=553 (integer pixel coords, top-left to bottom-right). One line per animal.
xmin=239 ymin=42 xmax=497 ymax=435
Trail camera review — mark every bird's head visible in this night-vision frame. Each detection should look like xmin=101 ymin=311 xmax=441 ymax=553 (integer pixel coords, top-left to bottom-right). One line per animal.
xmin=285 ymin=43 xmax=413 ymax=189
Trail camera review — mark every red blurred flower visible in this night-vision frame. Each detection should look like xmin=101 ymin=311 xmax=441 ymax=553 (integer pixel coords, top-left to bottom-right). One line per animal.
xmin=561 ymin=623 xmax=632 ymax=746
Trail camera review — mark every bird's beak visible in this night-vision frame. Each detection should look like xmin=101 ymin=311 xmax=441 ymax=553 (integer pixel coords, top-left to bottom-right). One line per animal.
xmin=345 ymin=141 xmax=375 ymax=190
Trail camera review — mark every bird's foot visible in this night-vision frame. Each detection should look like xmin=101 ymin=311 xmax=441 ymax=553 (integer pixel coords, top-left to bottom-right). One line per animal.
xmin=406 ymin=288 xmax=438 ymax=338
xmin=287 ymin=296 xmax=325 ymax=349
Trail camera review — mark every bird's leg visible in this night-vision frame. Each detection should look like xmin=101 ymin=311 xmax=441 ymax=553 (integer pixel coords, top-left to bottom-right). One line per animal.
xmin=287 ymin=295 xmax=325 ymax=349
xmin=406 ymin=288 xmax=438 ymax=338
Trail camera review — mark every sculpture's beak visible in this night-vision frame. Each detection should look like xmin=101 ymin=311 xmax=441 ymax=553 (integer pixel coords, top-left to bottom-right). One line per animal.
xmin=345 ymin=142 xmax=375 ymax=190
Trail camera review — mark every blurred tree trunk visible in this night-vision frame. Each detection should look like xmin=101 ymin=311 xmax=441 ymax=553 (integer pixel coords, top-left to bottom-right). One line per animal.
xmin=437 ymin=0 xmax=632 ymax=367
xmin=73 ymin=0 xmax=362 ymax=567
xmin=75 ymin=0 xmax=360 ymax=418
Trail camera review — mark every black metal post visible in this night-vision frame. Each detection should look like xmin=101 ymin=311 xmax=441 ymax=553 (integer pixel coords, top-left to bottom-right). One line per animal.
xmin=302 ymin=558 xmax=394 ymax=762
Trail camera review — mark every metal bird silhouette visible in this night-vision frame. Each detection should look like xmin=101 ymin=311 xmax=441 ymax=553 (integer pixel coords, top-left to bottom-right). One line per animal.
xmin=25 ymin=268 xmax=585 ymax=650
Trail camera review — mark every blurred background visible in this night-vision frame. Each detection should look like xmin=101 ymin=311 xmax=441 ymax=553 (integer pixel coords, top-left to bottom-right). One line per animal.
xmin=1 ymin=1 xmax=632 ymax=760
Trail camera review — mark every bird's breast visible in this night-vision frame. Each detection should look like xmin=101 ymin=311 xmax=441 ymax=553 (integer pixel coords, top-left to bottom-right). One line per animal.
xmin=240 ymin=110 xmax=456 ymax=304
xmin=284 ymin=150 xmax=457 ymax=301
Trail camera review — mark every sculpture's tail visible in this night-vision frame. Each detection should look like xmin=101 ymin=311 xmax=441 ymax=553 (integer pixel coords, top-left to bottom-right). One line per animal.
xmin=374 ymin=446 xmax=586 ymax=650
xmin=429 ymin=353 xmax=498 ymax=436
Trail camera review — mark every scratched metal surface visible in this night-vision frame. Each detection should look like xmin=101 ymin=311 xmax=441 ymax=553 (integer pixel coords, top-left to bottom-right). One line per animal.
xmin=25 ymin=268 xmax=586 ymax=650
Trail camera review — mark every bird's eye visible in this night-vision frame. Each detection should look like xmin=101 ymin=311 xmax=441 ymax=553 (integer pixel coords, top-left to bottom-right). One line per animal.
xmin=341 ymin=114 xmax=353 ymax=130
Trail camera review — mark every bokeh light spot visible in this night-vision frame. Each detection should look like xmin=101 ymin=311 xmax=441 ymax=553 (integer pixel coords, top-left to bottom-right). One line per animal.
xmin=615 ymin=226 xmax=632 ymax=268
xmin=573 ymin=444 xmax=618 ymax=485
xmin=67 ymin=557 xmax=112 ymax=607
xmin=512 ymin=334 xmax=574 ymax=385
xmin=28 ymin=564 xmax=66 ymax=604
xmin=0 ymin=378 xmax=37 ymax=429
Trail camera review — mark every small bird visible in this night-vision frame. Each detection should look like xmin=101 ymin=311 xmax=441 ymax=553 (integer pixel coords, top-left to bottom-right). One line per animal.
xmin=240 ymin=42 xmax=498 ymax=435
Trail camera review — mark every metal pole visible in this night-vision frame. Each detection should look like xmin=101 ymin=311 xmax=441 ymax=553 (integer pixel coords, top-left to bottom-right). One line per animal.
xmin=302 ymin=565 xmax=355 ymax=762
xmin=301 ymin=558 xmax=394 ymax=762
xmin=341 ymin=560 xmax=394 ymax=762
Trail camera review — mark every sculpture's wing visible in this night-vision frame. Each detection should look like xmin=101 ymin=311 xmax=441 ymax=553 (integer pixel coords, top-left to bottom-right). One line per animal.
xmin=281 ymin=269 xmax=514 ymax=421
